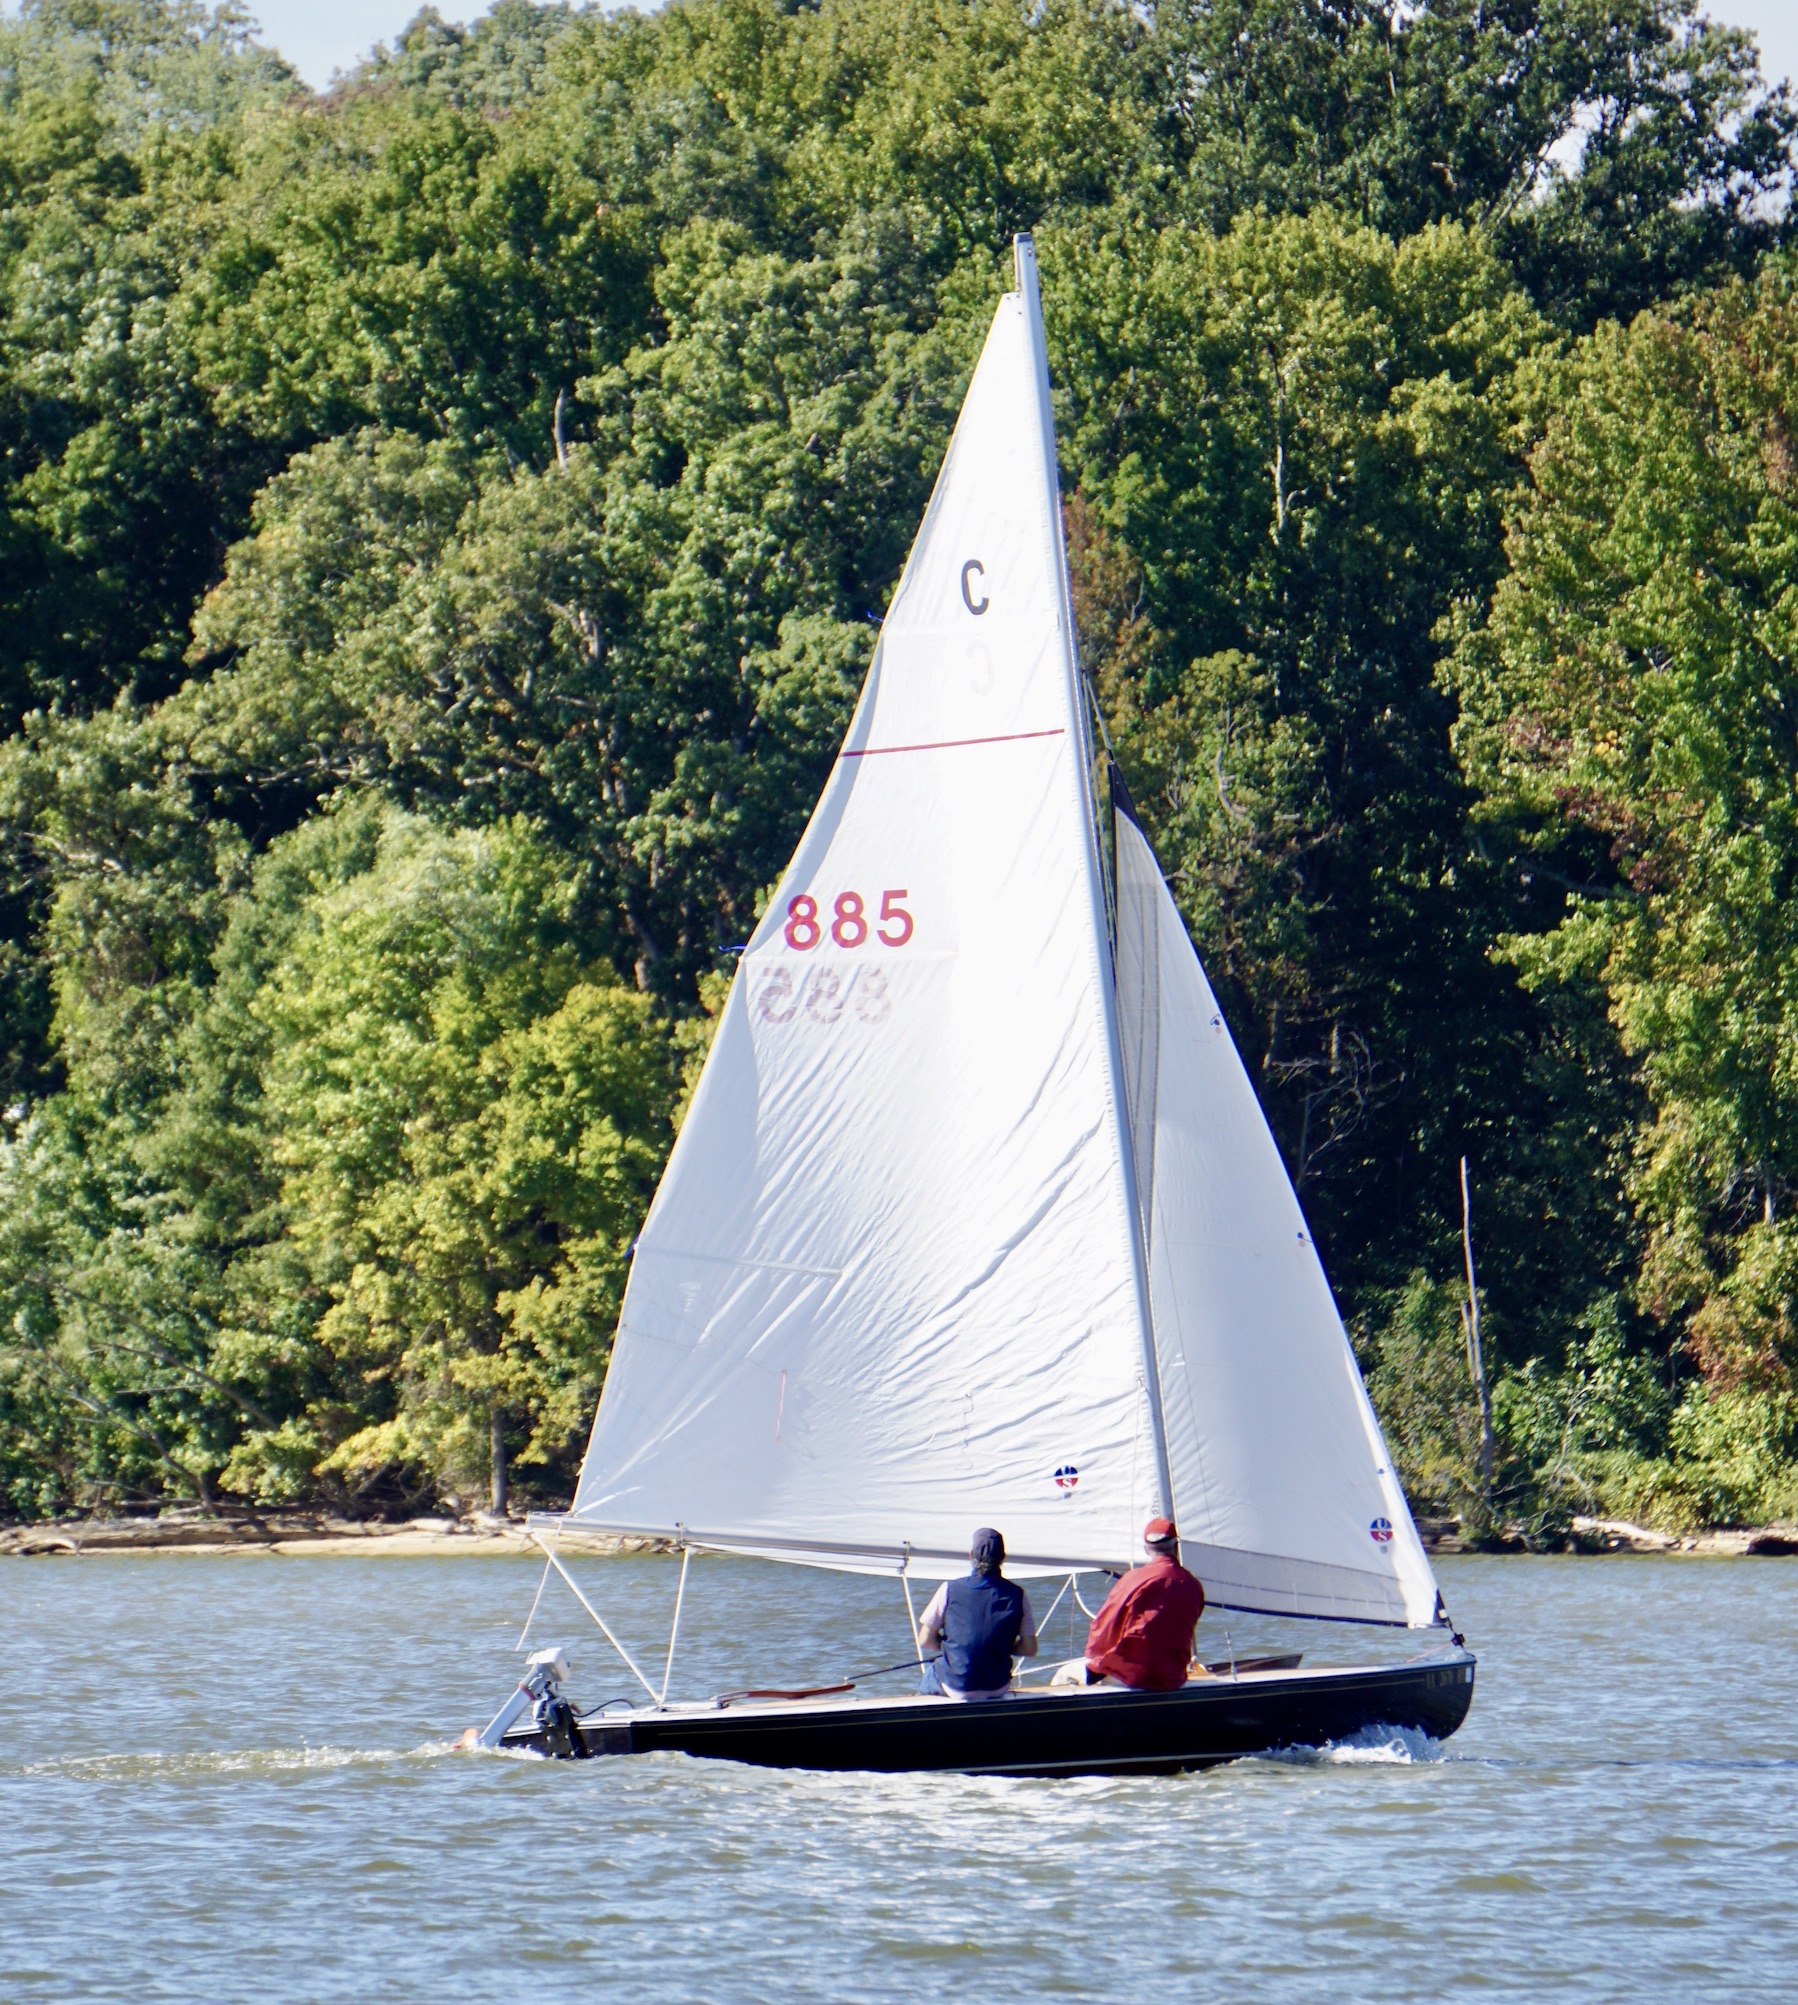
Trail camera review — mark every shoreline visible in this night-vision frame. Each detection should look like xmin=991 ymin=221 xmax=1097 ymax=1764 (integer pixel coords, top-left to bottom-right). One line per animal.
xmin=0 ymin=1512 xmax=671 ymax=1559
xmin=1567 ymin=1515 xmax=1798 ymax=1557
xmin=5 ymin=1511 xmax=1797 ymax=1559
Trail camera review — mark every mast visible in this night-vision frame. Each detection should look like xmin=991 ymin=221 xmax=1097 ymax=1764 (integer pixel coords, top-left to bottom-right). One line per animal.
xmin=1013 ymin=233 xmax=1176 ymax=1524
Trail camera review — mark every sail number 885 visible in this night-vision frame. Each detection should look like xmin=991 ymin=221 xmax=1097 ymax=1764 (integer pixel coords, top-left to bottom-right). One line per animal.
xmin=785 ymin=889 xmax=912 ymax=951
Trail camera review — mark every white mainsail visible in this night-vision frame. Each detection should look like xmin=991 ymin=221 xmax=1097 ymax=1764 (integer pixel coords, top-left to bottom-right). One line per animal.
xmin=568 ymin=236 xmax=1444 ymax=1626
xmin=1112 ymin=789 xmax=1439 ymax=1626
xmin=569 ymin=240 xmax=1164 ymax=1577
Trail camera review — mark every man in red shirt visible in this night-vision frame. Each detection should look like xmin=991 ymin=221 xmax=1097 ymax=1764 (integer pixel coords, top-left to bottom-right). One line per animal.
xmin=1080 ymin=1516 xmax=1206 ymax=1690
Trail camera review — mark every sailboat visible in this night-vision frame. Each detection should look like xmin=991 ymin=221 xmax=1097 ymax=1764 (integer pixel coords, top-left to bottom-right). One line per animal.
xmin=487 ymin=236 xmax=1476 ymax=1775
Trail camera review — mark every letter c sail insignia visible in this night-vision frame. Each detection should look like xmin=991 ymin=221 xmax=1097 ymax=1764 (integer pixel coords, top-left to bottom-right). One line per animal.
xmin=960 ymin=558 xmax=988 ymax=615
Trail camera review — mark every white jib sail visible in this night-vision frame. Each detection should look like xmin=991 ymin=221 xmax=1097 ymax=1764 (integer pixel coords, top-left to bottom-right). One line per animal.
xmin=1112 ymin=792 xmax=1442 ymax=1626
xmin=569 ymin=241 xmax=1162 ymax=1578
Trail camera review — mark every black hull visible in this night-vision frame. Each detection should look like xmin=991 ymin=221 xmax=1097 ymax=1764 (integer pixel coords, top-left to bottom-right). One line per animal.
xmin=504 ymin=1652 xmax=1475 ymax=1777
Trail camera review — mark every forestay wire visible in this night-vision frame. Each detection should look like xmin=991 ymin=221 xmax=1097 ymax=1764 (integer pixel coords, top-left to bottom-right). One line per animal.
xmin=514 ymin=1551 xmax=554 ymax=1653
xmin=529 ymin=1531 xmax=661 ymax=1703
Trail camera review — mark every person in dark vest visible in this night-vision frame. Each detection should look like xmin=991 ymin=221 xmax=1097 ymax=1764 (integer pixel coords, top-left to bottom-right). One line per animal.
xmin=916 ymin=1528 xmax=1039 ymax=1699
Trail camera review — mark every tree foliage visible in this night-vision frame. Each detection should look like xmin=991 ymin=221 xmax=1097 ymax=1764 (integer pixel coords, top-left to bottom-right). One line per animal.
xmin=1455 ymin=257 xmax=1798 ymax=1401
xmin=0 ymin=0 xmax=1795 ymax=1521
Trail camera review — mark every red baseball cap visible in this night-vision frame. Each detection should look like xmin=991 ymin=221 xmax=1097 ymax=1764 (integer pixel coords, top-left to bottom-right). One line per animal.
xmin=1144 ymin=1516 xmax=1178 ymax=1544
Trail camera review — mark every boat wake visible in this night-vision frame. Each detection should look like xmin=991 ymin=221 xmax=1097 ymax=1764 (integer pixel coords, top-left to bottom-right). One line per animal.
xmin=1258 ymin=1723 xmax=1448 ymax=1767
xmin=16 ymin=1741 xmax=473 ymax=1782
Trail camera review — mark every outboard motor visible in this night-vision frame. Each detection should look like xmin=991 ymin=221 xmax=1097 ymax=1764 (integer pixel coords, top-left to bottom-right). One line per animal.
xmin=533 ymin=1683 xmax=589 ymax=1760
xmin=473 ymin=1646 xmax=591 ymax=1757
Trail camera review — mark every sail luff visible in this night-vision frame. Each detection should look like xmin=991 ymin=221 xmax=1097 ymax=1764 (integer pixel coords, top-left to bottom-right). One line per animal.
xmin=1013 ymin=233 xmax=1175 ymax=1525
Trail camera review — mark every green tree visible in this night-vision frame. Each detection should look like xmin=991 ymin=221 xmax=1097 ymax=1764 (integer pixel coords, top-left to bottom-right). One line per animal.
xmin=1145 ymin=0 xmax=1796 ymax=327
xmin=251 ymin=810 xmax=677 ymax=1509
xmin=1453 ymin=254 xmax=1798 ymax=1395
xmin=179 ymin=80 xmax=652 ymax=460
xmin=0 ymin=801 xmax=683 ymax=1512
xmin=0 ymin=2 xmax=305 ymax=712
xmin=167 ymin=224 xmax=962 ymax=993
xmin=1056 ymin=210 xmax=1639 ymax=1366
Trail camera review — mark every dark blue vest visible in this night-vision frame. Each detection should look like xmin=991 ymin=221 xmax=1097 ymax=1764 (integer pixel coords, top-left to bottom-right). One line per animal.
xmin=941 ymin=1571 xmax=1025 ymax=1692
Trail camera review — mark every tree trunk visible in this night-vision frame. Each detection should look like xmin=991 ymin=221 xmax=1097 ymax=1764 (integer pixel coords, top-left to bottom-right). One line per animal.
xmin=1460 ymin=1157 xmax=1498 ymax=1528
xmin=489 ymin=1404 xmax=509 ymax=1518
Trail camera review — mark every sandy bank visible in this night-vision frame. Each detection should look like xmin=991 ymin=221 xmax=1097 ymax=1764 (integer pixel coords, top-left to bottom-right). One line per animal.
xmin=1 ymin=1513 xmax=671 ymax=1558
xmin=1409 ymin=1514 xmax=1798 ymax=1556
xmin=1567 ymin=1516 xmax=1798 ymax=1556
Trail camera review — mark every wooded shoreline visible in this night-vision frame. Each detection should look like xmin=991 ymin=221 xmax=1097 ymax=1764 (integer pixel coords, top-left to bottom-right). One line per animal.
xmin=6 ymin=1512 xmax=1796 ymax=1560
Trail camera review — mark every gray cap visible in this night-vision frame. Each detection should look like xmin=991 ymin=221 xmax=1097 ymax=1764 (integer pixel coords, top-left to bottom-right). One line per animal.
xmin=970 ymin=1527 xmax=1005 ymax=1573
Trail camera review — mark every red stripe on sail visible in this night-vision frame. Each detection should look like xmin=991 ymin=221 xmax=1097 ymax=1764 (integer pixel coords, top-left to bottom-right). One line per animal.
xmin=841 ymin=728 xmax=1066 ymax=760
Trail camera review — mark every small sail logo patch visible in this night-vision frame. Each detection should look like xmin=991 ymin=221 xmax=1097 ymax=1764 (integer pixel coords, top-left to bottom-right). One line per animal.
xmin=1054 ymin=1465 xmax=1080 ymax=1496
xmin=1369 ymin=1517 xmax=1394 ymax=1543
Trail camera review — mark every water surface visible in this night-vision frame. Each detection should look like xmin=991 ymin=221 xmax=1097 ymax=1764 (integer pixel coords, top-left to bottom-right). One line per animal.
xmin=3 ymin=1550 xmax=1792 ymax=2000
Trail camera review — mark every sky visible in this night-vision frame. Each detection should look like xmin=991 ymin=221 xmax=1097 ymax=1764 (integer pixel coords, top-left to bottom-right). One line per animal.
xmin=247 ymin=0 xmax=496 ymax=85
xmin=1711 ymin=2 xmax=1798 ymax=88
xmin=240 ymin=0 xmax=1798 ymax=93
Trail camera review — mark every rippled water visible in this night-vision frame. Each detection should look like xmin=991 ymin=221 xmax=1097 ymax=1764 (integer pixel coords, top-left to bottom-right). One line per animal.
xmin=3 ymin=1549 xmax=1795 ymax=2001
